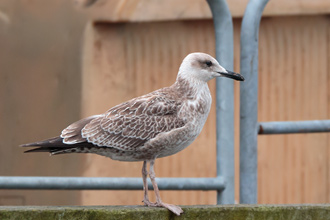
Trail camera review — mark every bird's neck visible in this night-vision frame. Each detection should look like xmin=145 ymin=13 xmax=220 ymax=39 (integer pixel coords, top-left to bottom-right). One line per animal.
xmin=174 ymin=76 xmax=210 ymax=100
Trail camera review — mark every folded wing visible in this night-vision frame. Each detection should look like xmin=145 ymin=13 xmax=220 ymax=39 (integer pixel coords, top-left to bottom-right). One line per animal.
xmin=63 ymin=94 xmax=186 ymax=151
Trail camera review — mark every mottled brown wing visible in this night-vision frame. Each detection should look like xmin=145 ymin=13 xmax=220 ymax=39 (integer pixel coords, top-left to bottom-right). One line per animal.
xmin=61 ymin=115 xmax=101 ymax=144
xmin=81 ymin=95 xmax=186 ymax=151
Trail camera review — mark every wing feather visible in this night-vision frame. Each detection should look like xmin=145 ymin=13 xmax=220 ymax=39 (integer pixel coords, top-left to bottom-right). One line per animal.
xmin=61 ymin=115 xmax=101 ymax=144
xmin=81 ymin=93 xmax=186 ymax=151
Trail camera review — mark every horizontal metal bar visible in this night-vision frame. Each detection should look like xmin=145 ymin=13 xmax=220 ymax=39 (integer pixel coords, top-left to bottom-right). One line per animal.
xmin=258 ymin=120 xmax=330 ymax=134
xmin=0 ymin=176 xmax=225 ymax=191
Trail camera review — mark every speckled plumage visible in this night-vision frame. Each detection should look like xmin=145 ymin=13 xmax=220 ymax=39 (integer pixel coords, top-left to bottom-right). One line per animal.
xmin=21 ymin=52 xmax=244 ymax=215
xmin=60 ymin=78 xmax=211 ymax=161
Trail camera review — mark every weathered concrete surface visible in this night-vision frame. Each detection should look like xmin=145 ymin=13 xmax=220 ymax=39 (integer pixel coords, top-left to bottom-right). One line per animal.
xmin=0 ymin=205 xmax=330 ymax=220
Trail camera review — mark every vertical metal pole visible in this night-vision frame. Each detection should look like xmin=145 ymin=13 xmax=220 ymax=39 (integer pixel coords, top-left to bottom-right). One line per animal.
xmin=207 ymin=0 xmax=235 ymax=204
xmin=239 ymin=0 xmax=269 ymax=204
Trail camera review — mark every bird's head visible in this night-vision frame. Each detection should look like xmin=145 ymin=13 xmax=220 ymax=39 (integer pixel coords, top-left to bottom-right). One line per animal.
xmin=178 ymin=52 xmax=244 ymax=82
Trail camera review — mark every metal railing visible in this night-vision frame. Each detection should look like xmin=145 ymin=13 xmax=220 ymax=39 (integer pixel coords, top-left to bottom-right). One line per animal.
xmin=0 ymin=177 xmax=225 ymax=191
xmin=258 ymin=120 xmax=330 ymax=135
xmin=239 ymin=0 xmax=270 ymax=204
xmin=207 ymin=0 xmax=235 ymax=204
xmin=239 ymin=0 xmax=330 ymax=204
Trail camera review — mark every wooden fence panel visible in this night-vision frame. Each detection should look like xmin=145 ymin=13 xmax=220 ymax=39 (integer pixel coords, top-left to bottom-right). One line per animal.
xmin=257 ymin=16 xmax=329 ymax=203
xmin=80 ymin=15 xmax=329 ymax=205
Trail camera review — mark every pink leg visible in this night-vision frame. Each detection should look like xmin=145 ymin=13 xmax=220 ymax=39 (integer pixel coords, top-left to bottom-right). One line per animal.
xmin=148 ymin=159 xmax=183 ymax=216
xmin=142 ymin=161 xmax=156 ymax=206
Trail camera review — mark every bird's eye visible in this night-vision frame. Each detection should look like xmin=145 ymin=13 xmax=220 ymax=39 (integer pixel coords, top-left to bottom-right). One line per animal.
xmin=205 ymin=61 xmax=212 ymax=67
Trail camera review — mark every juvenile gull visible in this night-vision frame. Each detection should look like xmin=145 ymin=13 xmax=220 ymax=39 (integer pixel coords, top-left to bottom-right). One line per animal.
xmin=21 ymin=52 xmax=244 ymax=215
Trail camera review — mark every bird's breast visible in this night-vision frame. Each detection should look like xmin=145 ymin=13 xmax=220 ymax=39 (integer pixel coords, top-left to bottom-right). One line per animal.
xmin=180 ymin=88 xmax=212 ymax=120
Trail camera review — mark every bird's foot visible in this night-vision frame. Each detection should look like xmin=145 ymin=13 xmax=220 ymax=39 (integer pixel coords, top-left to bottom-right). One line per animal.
xmin=158 ymin=202 xmax=184 ymax=216
xmin=142 ymin=199 xmax=157 ymax=207
xmin=143 ymin=200 xmax=183 ymax=216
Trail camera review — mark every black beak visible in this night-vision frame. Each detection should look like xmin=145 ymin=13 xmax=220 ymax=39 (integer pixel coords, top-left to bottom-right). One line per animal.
xmin=218 ymin=70 xmax=245 ymax=81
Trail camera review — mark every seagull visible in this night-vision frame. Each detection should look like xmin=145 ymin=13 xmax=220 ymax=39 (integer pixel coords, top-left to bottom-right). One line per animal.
xmin=21 ymin=52 xmax=244 ymax=215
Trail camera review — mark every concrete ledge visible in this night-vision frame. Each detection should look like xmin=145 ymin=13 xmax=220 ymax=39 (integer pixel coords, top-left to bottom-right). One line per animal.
xmin=1 ymin=204 xmax=330 ymax=220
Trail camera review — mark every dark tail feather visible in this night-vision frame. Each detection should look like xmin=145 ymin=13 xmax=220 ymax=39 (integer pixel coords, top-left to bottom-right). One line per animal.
xmin=20 ymin=136 xmax=94 ymax=154
xmin=20 ymin=136 xmax=68 ymax=153
xmin=20 ymin=137 xmax=64 ymax=148
xmin=24 ymin=147 xmax=55 ymax=153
